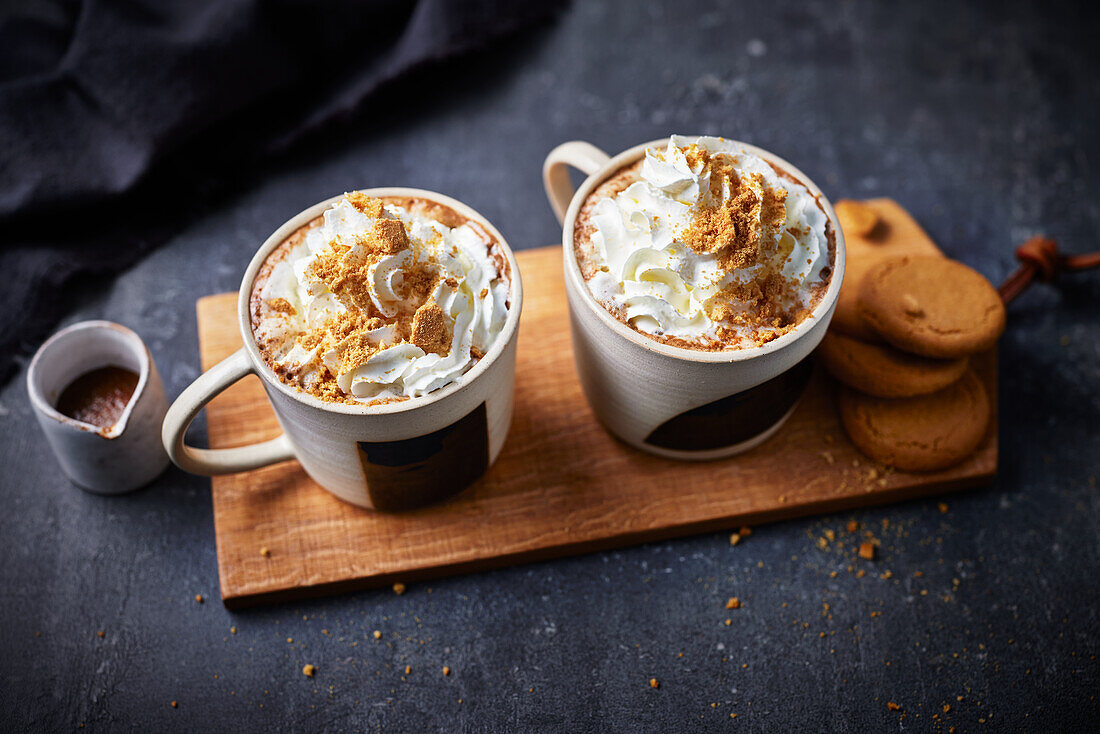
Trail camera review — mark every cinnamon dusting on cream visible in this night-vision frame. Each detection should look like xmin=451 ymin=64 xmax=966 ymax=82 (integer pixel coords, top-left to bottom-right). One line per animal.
xmin=681 ymin=145 xmax=788 ymax=273
xmin=572 ymin=136 xmax=834 ymax=351
xmin=251 ymin=191 xmax=511 ymax=404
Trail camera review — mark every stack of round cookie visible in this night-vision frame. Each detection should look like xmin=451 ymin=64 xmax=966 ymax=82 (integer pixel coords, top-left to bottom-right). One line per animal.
xmin=822 ymin=242 xmax=1005 ymax=471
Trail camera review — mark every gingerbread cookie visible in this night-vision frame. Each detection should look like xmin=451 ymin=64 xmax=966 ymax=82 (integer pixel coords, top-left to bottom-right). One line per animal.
xmin=838 ymin=369 xmax=989 ymax=471
xmin=857 ymin=256 xmax=1005 ymax=358
xmin=830 ymin=255 xmax=885 ymax=342
xmin=818 ymin=331 xmax=968 ymax=398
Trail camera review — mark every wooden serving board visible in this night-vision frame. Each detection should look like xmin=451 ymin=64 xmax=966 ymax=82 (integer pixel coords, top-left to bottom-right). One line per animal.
xmin=198 ymin=198 xmax=996 ymax=608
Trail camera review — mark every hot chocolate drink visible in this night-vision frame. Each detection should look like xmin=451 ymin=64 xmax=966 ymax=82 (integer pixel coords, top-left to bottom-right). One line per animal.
xmin=250 ymin=192 xmax=512 ymax=405
xmin=55 ymin=365 xmax=139 ymax=428
xmin=573 ymin=135 xmax=836 ymax=350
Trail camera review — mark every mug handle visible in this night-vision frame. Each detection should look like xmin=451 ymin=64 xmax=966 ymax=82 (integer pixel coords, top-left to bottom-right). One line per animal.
xmin=543 ymin=141 xmax=612 ymax=225
xmin=162 ymin=348 xmax=294 ymax=475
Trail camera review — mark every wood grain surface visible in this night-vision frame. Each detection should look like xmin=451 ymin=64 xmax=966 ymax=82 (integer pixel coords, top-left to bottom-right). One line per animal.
xmin=197 ymin=198 xmax=997 ymax=608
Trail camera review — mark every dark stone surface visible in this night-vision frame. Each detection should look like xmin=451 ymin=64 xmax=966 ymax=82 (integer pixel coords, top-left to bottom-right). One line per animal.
xmin=2 ymin=0 xmax=1098 ymax=730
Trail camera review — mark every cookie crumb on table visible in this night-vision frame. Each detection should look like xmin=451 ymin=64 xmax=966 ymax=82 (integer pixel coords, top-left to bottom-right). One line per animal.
xmin=649 ymin=678 xmax=659 ymax=689
xmin=726 ymin=597 xmax=741 ymax=609
xmin=859 ymin=542 xmax=876 ymax=560
xmin=195 ymin=594 xmax=204 ymax=604
xmin=393 ymin=583 xmax=406 ymax=595
xmin=302 ymin=664 xmax=315 ymax=677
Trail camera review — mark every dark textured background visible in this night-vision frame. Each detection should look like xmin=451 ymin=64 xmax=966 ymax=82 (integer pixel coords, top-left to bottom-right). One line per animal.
xmin=3 ymin=0 xmax=1099 ymax=730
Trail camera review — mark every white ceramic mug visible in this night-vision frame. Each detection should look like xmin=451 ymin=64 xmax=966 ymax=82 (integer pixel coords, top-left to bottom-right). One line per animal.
xmin=543 ymin=139 xmax=846 ymax=460
xmin=161 ymin=189 xmax=523 ymax=511
xmin=27 ymin=320 xmax=170 ymax=493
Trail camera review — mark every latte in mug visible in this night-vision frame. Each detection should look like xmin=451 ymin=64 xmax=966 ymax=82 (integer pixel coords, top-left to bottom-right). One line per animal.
xmin=573 ymin=136 xmax=835 ymax=351
xmin=250 ymin=192 xmax=513 ymax=405
xmin=545 ymin=135 xmax=845 ymax=459
xmin=163 ymin=188 xmax=522 ymax=511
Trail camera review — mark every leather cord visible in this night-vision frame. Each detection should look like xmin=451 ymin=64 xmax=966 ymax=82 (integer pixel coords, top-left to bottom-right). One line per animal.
xmin=998 ymin=236 xmax=1100 ymax=305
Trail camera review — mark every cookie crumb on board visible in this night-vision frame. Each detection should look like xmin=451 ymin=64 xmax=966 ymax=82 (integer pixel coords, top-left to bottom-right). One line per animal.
xmin=302 ymin=664 xmax=315 ymax=677
xmin=859 ymin=542 xmax=876 ymax=560
xmin=195 ymin=594 xmax=204 ymax=604
xmin=649 ymin=678 xmax=659 ymax=689
xmin=393 ymin=583 xmax=406 ymax=595
xmin=835 ymin=199 xmax=880 ymax=238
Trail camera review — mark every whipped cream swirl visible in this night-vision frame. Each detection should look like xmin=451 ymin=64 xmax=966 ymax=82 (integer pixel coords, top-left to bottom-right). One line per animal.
xmin=584 ymin=135 xmax=830 ymax=347
xmin=255 ymin=194 xmax=509 ymax=402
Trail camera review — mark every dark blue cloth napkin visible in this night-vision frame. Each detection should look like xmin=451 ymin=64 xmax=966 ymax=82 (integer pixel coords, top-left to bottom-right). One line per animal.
xmin=0 ymin=0 xmax=563 ymax=382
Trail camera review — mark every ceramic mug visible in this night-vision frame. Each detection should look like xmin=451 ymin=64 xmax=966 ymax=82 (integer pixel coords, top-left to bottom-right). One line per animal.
xmin=27 ymin=320 xmax=170 ymax=493
xmin=161 ymin=189 xmax=523 ymax=511
xmin=543 ymin=139 xmax=846 ymax=460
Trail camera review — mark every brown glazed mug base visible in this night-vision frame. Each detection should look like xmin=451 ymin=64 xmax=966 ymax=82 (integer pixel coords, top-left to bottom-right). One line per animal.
xmin=357 ymin=402 xmax=490 ymax=511
xmin=643 ymin=356 xmax=813 ymax=453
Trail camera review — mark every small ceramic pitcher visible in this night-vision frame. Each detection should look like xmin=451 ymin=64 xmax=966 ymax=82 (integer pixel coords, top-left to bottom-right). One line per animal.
xmin=27 ymin=320 xmax=170 ymax=494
